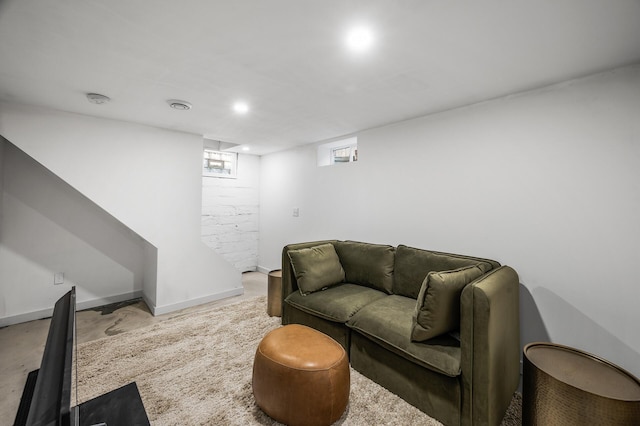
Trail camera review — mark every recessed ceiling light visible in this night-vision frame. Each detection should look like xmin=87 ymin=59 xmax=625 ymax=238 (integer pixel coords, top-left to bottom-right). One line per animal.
xmin=345 ymin=25 xmax=374 ymax=52
xmin=233 ymin=101 xmax=249 ymax=114
xmin=168 ymin=99 xmax=192 ymax=110
xmin=242 ymin=146 xmax=250 ymax=151
xmin=86 ymin=93 xmax=110 ymax=104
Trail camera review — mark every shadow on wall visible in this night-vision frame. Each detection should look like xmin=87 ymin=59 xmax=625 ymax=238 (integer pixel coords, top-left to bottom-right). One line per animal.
xmin=1 ymin=141 xmax=149 ymax=289
xmin=519 ymin=283 xmax=551 ymax=351
xmin=525 ymin=285 xmax=640 ymax=378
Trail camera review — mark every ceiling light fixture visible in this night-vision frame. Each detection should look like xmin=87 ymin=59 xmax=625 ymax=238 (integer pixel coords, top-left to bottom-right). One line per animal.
xmin=345 ymin=25 xmax=374 ymax=52
xmin=233 ymin=101 xmax=249 ymax=114
xmin=168 ymin=99 xmax=192 ymax=110
xmin=86 ymin=93 xmax=110 ymax=104
xmin=242 ymin=146 xmax=250 ymax=151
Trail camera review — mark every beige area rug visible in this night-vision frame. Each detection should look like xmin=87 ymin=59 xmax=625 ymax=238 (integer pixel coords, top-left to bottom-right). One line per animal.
xmin=76 ymin=296 xmax=522 ymax=425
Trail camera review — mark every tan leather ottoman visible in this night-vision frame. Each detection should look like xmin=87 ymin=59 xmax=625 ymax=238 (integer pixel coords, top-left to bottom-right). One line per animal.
xmin=252 ymin=324 xmax=350 ymax=426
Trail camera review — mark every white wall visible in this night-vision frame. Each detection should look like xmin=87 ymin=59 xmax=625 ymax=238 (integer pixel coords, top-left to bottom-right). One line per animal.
xmin=0 ymin=141 xmax=148 ymax=324
xmin=202 ymin=153 xmax=260 ymax=272
xmin=0 ymin=138 xmax=4 ymax=243
xmin=259 ymin=65 xmax=640 ymax=377
xmin=0 ymin=103 xmax=241 ymax=318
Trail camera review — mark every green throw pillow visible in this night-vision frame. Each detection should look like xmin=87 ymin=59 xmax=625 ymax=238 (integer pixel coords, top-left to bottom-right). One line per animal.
xmin=411 ymin=264 xmax=484 ymax=342
xmin=288 ymin=243 xmax=345 ymax=295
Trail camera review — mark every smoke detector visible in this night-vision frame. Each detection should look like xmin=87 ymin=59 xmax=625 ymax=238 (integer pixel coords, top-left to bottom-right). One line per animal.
xmin=168 ymin=99 xmax=192 ymax=110
xmin=86 ymin=93 xmax=110 ymax=104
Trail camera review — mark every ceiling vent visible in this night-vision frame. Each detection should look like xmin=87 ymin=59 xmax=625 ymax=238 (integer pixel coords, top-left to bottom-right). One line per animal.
xmin=168 ymin=99 xmax=192 ymax=110
xmin=86 ymin=93 xmax=110 ymax=104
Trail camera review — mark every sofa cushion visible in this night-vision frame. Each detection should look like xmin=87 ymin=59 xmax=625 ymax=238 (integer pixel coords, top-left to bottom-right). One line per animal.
xmin=411 ymin=265 xmax=484 ymax=342
xmin=393 ymin=245 xmax=496 ymax=299
xmin=285 ymin=284 xmax=387 ymax=323
xmin=347 ymin=295 xmax=462 ymax=377
xmin=333 ymin=241 xmax=395 ymax=294
xmin=288 ymin=243 xmax=345 ymax=295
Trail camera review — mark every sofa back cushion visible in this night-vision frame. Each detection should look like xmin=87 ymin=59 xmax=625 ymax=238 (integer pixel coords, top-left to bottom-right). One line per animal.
xmin=393 ymin=245 xmax=497 ymax=299
xmin=288 ymin=243 xmax=345 ymax=295
xmin=333 ymin=241 xmax=395 ymax=294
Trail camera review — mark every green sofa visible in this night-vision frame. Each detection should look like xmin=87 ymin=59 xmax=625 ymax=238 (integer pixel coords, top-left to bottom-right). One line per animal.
xmin=281 ymin=240 xmax=520 ymax=426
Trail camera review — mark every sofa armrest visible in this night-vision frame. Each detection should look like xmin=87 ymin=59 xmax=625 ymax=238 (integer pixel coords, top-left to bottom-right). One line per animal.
xmin=281 ymin=240 xmax=338 ymax=306
xmin=460 ymin=265 xmax=520 ymax=426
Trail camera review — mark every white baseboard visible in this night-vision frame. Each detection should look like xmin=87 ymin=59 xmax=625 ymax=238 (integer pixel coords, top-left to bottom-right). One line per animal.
xmin=76 ymin=290 xmax=144 ymax=312
xmin=151 ymin=287 xmax=244 ymax=316
xmin=0 ymin=307 xmax=54 ymax=328
xmin=142 ymin=293 xmax=156 ymax=316
xmin=0 ymin=290 xmax=145 ymax=328
xmin=256 ymin=265 xmax=278 ymax=274
xmin=1 ymin=287 xmax=249 ymax=326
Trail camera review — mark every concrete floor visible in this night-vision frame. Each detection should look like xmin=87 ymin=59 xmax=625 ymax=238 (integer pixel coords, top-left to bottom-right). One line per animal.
xmin=0 ymin=271 xmax=268 ymax=421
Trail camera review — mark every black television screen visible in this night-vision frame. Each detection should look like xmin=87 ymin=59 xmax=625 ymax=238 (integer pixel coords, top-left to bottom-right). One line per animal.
xmin=15 ymin=287 xmax=150 ymax=426
xmin=15 ymin=287 xmax=76 ymax=426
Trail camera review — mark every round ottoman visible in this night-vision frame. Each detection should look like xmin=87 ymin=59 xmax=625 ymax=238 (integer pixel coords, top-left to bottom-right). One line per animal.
xmin=252 ymin=324 xmax=350 ymax=426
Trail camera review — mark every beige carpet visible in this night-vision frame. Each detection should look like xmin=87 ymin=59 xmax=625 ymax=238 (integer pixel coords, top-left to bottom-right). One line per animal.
xmin=76 ymin=296 xmax=521 ymax=425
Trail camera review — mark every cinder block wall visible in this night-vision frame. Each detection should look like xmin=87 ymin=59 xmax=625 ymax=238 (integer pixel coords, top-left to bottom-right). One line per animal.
xmin=201 ymin=153 xmax=260 ymax=272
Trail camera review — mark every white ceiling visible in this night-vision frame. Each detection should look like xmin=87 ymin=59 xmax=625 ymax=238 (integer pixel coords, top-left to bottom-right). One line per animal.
xmin=1 ymin=1 xmax=639 ymax=155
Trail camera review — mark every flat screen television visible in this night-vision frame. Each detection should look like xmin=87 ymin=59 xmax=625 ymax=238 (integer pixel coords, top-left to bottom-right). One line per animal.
xmin=14 ymin=288 xmax=150 ymax=426
xmin=14 ymin=287 xmax=77 ymax=426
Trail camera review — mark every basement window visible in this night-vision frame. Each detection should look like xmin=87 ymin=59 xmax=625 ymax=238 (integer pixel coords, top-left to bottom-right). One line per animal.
xmin=317 ymin=137 xmax=358 ymax=167
xmin=203 ymin=149 xmax=237 ymax=178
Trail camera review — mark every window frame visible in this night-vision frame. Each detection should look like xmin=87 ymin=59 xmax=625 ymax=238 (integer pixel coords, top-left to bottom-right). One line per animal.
xmin=203 ymin=149 xmax=238 ymax=178
xmin=317 ymin=137 xmax=358 ymax=167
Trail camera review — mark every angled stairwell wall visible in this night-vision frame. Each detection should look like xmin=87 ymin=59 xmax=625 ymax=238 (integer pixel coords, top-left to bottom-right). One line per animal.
xmin=0 ymin=138 xmax=152 ymax=325
xmin=0 ymin=102 xmax=242 ymax=323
